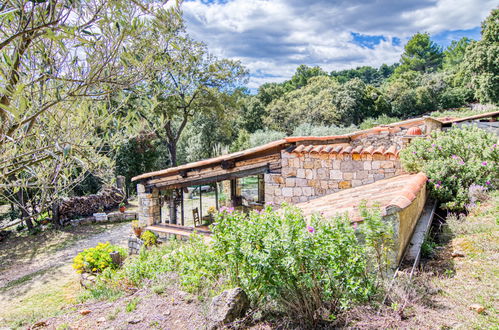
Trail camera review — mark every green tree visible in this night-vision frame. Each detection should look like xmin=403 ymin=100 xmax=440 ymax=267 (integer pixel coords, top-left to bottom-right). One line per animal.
xmin=284 ymin=64 xmax=327 ymax=89
xmin=395 ymin=32 xmax=443 ymax=74
xmin=0 ymin=0 xmax=170 ymax=228
xmin=264 ymin=76 xmax=340 ymax=133
xmin=127 ymin=25 xmax=247 ymax=166
xmin=461 ymin=9 xmax=499 ymax=104
xmin=443 ymin=37 xmax=472 ymax=69
xmin=334 ymin=78 xmax=387 ymax=125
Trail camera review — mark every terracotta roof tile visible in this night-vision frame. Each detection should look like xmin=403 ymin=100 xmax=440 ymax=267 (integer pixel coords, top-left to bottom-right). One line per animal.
xmin=352 ymin=146 xmax=363 ymax=154
xmin=361 ymin=146 xmax=374 ymax=154
xmin=340 ymin=146 xmax=353 ymax=154
xmin=373 ymin=146 xmax=385 ymax=154
xmin=311 ymin=145 xmax=324 ymax=153
xmin=291 ymin=144 xmax=400 ymax=157
xmin=295 ymin=172 xmax=428 ymax=222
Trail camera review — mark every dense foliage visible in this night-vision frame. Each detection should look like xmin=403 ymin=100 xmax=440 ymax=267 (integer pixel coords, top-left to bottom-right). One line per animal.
xmin=400 ymin=126 xmax=498 ymax=211
xmin=212 ymin=205 xmax=374 ymax=323
xmin=87 ymin=205 xmax=396 ymax=325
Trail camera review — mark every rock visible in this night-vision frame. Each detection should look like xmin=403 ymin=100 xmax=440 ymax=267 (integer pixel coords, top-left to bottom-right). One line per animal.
xmin=96 ymin=317 xmax=106 ymax=323
xmin=128 ymin=317 xmax=143 ymax=324
xmin=209 ymin=288 xmax=249 ymax=324
xmin=163 ymin=310 xmax=171 ymax=316
xmin=32 ymin=320 xmax=47 ymax=328
xmin=452 ymin=251 xmax=465 ymax=258
xmin=469 ymin=304 xmax=485 ymax=314
xmin=80 ymin=309 xmax=92 ymax=315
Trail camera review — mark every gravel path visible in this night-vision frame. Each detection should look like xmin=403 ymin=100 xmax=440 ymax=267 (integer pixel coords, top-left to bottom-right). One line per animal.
xmin=0 ymin=222 xmax=131 ymax=288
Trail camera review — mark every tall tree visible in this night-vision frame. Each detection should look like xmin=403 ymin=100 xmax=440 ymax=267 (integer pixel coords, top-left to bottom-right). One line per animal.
xmin=0 ymin=0 xmax=179 ymax=228
xmin=127 ymin=20 xmax=247 ymax=167
xmin=395 ymin=32 xmax=443 ymax=74
xmin=443 ymin=37 xmax=472 ymax=69
xmin=461 ymin=9 xmax=499 ymax=104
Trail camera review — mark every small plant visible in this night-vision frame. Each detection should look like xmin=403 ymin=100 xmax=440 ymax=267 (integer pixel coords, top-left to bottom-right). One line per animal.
xmin=421 ymin=234 xmax=437 ymax=258
xmin=73 ymin=242 xmax=126 ymax=274
xmin=152 ymin=284 xmax=166 ymax=295
xmin=119 ymin=202 xmax=126 ymax=213
xmin=126 ymin=297 xmax=140 ymax=312
xmin=132 ymin=220 xmax=143 ymax=237
xmin=207 ymin=206 xmax=216 ymax=215
xmin=140 ymin=230 xmax=157 ymax=247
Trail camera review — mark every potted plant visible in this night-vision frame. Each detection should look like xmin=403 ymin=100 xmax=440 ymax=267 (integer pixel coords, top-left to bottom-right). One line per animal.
xmin=131 ymin=220 xmax=143 ymax=238
xmin=119 ymin=202 xmax=126 ymax=213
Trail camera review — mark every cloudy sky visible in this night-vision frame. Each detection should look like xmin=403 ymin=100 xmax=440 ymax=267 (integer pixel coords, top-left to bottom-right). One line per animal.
xmin=182 ymin=0 xmax=496 ymax=89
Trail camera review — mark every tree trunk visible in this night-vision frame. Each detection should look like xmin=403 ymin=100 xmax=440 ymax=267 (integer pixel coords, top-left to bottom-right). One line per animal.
xmin=17 ymin=189 xmax=33 ymax=231
xmin=167 ymin=141 xmax=177 ymax=167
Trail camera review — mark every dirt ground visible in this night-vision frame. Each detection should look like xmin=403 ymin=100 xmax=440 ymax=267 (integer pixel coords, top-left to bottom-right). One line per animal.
xmin=0 ymin=221 xmax=131 ymax=328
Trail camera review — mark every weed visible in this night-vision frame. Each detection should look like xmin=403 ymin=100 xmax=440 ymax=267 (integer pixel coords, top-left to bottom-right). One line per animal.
xmin=151 ymin=284 xmax=165 ymax=295
xmin=421 ymin=234 xmax=437 ymax=258
xmin=107 ymin=307 xmax=120 ymax=320
xmin=56 ymin=323 xmax=71 ymax=330
xmin=126 ymin=297 xmax=140 ymax=312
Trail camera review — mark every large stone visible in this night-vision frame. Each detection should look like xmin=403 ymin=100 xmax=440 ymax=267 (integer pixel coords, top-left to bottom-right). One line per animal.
xmin=282 ymin=188 xmax=293 ymax=197
xmin=296 ymin=169 xmax=306 ymax=178
xmin=330 ymin=170 xmax=342 ymax=180
xmin=339 ymin=181 xmax=351 ymax=189
xmin=209 ymin=288 xmax=250 ymax=324
xmin=285 ymin=178 xmax=296 ymax=187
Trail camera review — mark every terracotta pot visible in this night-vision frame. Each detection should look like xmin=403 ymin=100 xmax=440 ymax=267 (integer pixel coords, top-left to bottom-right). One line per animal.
xmin=133 ymin=227 xmax=143 ymax=238
xmin=119 ymin=206 xmax=126 ymax=213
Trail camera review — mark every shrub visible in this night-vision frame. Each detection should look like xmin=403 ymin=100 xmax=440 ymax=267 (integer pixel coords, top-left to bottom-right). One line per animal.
xmin=400 ymin=126 xmax=498 ymax=211
xmin=140 ymin=230 xmax=158 ymax=247
xmin=359 ymin=115 xmax=401 ymax=130
xmin=211 ymin=205 xmax=374 ymax=325
xmin=73 ymin=242 xmax=127 ymax=274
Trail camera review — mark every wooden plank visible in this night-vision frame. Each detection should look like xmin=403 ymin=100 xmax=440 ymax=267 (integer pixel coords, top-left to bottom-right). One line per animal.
xmin=132 ymin=139 xmax=288 ymax=182
xmin=154 ymin=163 xmax=276 ymax=189
xmin=147 ymin=154 xmax=280 ymax=186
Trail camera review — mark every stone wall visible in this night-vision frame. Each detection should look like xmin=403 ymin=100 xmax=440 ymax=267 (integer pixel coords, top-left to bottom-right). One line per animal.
xmin=137 ymin=184 xmax=160 ymax=227
xmin=264 ymin=151 xmax=403 ymax=205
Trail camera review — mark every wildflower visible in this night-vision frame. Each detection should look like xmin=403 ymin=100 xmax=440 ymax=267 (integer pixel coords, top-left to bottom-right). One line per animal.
xmin=481 ymin=161 xmax=488 ymax=166
xmin=486 ymin=181 xmax=491 ymax=185
xmin=353 ymin=222 xmax=358 ymax=231
xmin=306 ymin=225 xmax=315 ymax=234
xmin=451 ymin=155 xmax=458 ymax=159
xmin=412 ymin=151 xmax=417 ymax=155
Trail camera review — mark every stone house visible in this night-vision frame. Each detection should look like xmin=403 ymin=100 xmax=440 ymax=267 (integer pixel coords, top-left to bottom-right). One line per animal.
xmin=131 ymin=111 xmax=498 ymax=263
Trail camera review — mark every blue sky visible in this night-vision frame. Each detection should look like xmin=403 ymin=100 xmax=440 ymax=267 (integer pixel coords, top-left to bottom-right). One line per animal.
xmin=182 ymin=0 xmax=496 ymax=89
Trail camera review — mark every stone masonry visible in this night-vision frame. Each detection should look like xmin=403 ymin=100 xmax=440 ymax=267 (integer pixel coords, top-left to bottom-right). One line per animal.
xmin=137 ymin=184 xmax=160 ymax=227
xmin=265 ymin=149 xmax=403 ymax=205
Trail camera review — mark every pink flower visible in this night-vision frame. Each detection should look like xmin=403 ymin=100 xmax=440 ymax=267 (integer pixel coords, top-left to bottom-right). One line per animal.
xmin=306 ymin=225 xmax=315 ymax=234
xmin=486 ymin=181 xmax=491 ymax=185
xmin=482 ymin=161 xmax=488 ymax=166
xmin=353 ymin=222 xmax=358 ymax=231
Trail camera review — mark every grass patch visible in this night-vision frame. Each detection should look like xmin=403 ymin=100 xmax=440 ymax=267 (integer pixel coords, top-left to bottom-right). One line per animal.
xmin=126 ymin=297 xmax=140 ymax=312
xmin=0 ymin=266 xmax=56 ymax=292
xmin=0 ymin=270 xmax=80 ymax=329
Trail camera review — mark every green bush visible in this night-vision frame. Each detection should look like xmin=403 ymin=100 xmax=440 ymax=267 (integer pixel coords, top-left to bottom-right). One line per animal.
xmin=400 ymin=126 xmax=498 ymax=210
xmin=73 ymin=242 xmax=127 ymax=274
xmin=140 ymin=230 xmax=158 ymax=247
xmin=211 ymin=205 xmax=374 ymax=325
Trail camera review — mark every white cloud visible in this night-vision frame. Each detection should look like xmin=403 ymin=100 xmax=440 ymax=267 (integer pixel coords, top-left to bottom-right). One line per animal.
xmin=182 ymin=0 xmax=496 ymax=88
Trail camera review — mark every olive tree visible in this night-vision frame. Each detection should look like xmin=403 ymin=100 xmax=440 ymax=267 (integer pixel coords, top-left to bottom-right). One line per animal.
xmin=0 ymin=0 xmax=180 ymax=228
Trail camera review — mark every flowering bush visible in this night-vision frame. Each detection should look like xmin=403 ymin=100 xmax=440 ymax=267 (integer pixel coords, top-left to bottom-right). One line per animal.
xmin=212 ymin=205 xmax=374 ymax=325
xmin=73 ymin=242 xmax=127 ymax=274
xmin=400 ymin=126 xmax=498 ymax=211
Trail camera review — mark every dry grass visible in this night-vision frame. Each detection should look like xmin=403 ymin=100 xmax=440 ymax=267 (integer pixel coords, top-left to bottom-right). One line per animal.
xmin=340 ymin=191 xmax=498 ymax=329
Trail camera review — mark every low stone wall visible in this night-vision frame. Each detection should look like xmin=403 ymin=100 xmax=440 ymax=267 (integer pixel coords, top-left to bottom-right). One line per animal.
xmin=265 ymin=151 xmax=403 ymax=205
xmin=128 ymin=235 xmax=144 ymax=255
xmin=69 ymin=211 xmax=137 ymax=226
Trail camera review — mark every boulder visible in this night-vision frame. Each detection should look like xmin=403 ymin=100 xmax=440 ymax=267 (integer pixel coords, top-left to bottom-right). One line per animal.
xmin=209 ymin=288 xmax=249 ymax=324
